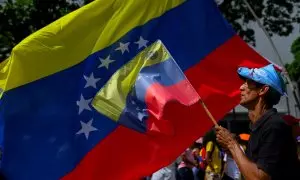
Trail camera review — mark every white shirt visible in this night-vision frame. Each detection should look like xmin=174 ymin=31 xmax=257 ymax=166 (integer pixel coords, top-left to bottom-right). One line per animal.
xmin=223 ymin=145 xmax=244 ymax=180
xmin=151 ymin=162 xmax=176 ymax=180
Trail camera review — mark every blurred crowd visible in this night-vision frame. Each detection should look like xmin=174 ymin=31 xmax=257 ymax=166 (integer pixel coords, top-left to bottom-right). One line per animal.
xmin=145 ymin=114 xmax=300 ymax=180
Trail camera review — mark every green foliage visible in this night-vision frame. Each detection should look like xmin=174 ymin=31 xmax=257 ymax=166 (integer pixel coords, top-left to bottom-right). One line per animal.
xmin=219 ymin=0 xmax=300 ymax=46
xmin=286 ymin=37 xmax=300 ymax=81
xmin=0 ymin=0 xmax=300 ymax=61
xmin=0 ymin=0 xmax=80 ymax=60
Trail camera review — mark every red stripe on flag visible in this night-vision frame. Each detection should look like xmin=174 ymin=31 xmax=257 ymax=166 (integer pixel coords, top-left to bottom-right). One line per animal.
xmin=186 ymin=35 xmax=269 ymax=121
xmin=145 ymin=80 xmax=200 ymax=121
xmin=145 ymin=80 xmax=200 ymax=136
xmin=62 ymin=35 xmax=269 ymax=180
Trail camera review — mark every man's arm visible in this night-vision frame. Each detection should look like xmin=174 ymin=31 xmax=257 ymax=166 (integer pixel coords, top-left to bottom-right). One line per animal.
xmin=216 ymin=126 xmax=270 ymax=180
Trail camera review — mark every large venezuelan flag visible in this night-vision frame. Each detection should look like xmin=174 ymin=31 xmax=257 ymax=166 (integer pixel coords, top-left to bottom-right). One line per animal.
xmin=0 ymin=0 xmax=269 ymax=179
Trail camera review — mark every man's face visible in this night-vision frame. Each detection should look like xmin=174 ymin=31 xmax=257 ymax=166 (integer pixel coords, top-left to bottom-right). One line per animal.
xmin=239 ymin=79 xmax=262 ymax=108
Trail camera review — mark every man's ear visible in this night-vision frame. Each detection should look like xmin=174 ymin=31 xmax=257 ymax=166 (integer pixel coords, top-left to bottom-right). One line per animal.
xmin=259 ymin=85 xmax=269 ymax=96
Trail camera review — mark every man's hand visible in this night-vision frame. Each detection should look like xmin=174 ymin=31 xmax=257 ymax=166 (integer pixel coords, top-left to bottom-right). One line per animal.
xmin=216 ymin=126 xmax=271 ymax=180
xmin=215 ymin=125 xmax=237 ymax=150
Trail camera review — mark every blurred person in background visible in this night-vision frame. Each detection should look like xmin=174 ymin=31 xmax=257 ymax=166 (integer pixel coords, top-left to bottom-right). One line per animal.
xmin=204 ymin=129 xmax=223 ymax=180
xmin=177 ymin=148 xmax=196 ymax=180
xmin=222 ymin=134 xmax=244 ymax=180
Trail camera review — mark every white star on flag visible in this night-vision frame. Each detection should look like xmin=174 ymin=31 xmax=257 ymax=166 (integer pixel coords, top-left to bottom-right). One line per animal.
xmin=76 ymin=119 xmax=98 ymax=140
xmin=98 ymin=55 xmax=115 ymax=69
xmin=137 ymin=112 xmax=145 ymax=122
xmin=137 ymin=76 xmax=142 ymax=81
xmin=76 ymin=94 xmax=92 ymax=114
xmin=115 ymin=42 xmax=130 ymax=54
xmin=83 ymin=73 xmax=101 ymax=89
xmin=135 ymin=36 xmax=148 ymax=49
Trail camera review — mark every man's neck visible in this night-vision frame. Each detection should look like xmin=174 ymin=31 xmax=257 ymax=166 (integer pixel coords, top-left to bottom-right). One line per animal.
xmin=248 ymin=102 xmax=269 ymax=124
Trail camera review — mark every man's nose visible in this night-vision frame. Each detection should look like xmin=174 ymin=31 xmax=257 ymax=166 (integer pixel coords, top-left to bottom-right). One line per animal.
xmin=240 ymin=82 xmax=246 ymax=91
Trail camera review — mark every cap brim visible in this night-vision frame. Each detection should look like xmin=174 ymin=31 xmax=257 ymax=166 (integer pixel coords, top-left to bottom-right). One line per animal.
xmin=237 ymin=67 xmax=254 ymax=81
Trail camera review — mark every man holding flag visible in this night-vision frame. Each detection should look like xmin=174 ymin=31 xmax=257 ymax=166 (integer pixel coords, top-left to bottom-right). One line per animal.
xmin=216 ymin=64 xmax=300 ymax=180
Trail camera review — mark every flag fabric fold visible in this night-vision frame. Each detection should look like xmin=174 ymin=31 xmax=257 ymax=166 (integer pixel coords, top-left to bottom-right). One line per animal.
xmin=92 ymin=40 xmax=200 ymax=135
xmin=0 ymin=0 xmax=269 ymax=179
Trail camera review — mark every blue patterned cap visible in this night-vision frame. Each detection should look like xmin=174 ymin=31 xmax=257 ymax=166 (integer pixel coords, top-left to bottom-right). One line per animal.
xmin=237 ymin=64 xmax=286 ymax=95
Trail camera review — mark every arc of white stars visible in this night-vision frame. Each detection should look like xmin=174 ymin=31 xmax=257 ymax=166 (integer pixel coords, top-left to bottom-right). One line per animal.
xmin=135 ymin=36 xmax=148 ymax=49
xmin=76 ymin=119 xmax=98 ymax=140
xmin=83 ymin=72 xmax=101 ymax=89
xmin=98 ymin=55 xmax=115 ymax=69
xmin=115 ymin=42 xmax=130 ymax=54
xmin=76 ymin=94 xmax=92 ymax=114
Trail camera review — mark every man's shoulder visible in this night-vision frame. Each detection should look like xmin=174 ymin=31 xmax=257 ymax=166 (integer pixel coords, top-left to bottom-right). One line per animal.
xmin=265 ymin=113 xmax=288 ymax=129
xmin=261 ymin=112 xmax=293 ymax=140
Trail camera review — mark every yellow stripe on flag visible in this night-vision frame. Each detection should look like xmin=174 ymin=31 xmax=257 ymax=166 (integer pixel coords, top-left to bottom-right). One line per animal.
xmin=0 ymin=0 xmax=185 ymax=92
